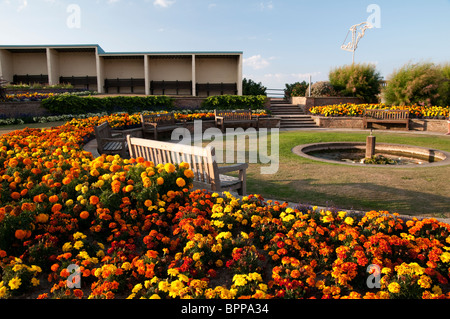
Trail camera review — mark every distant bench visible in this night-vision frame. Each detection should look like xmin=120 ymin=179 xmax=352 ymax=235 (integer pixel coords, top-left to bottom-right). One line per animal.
xmin=141 ymin=113 xmax=185 ymax=140
xmin=127 ymin=136 xmax=248 ymax=195
xmin=363 ymin=109 xmax=410 ymax=130
xmin=150 ymin=80 xmax=192 ymax=95
xmin=60 ymin=76 xmax=97 ymax=90
xmin=104 ymin=78 xmax=145 ymax=93
xmin=13 ymin=74 xmax=48 ymax=85
xmin=196 ymin=83 xmax=238 ymax=96
xmin=214 ymin=109 xmax=258 ymax=132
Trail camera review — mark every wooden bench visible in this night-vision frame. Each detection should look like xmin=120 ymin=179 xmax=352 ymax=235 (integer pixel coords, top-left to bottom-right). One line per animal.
xmin=104 ymin=78 xmax=145 ymax=93
xmin=94 ymin=122 xmax=142 ymax=158
xmin=13 ymin=74 xmax=48 ymax=85
xmin=363 ymin=109 xmax=410 ymax=130
xmin=127 ymin=136 xmax=248 ymax=195
xmin=60 ymin=76 xmax=97 ymax=90
xmin=196 ymin=83 xmax=238 ymax=96
xmin=140 ymin=113 xmax=185 ymax=140
xmin=150 ymin=80 xmax=192 ymax=95
xmin=214 ymin=109 xmax=259 ymax=132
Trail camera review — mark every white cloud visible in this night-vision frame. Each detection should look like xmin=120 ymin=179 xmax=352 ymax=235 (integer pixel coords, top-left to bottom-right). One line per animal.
xmin=153 ymin=0 xmax=175 ymax=8
xmin=17 ymin=0 xmax=27 ymax=11
xmin=259 ymin=1 xmax=273 ymax=11
xmin=244 ymin=55 xmax=272 ymax=70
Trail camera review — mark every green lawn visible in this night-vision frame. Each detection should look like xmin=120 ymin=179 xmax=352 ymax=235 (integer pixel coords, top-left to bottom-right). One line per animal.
xmin=206 ymin=130 xmax=450 ymax=217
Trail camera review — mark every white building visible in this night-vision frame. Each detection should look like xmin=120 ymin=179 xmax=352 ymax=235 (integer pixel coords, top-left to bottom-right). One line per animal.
xmin=0 ymin=44 xmax=243 ymax=96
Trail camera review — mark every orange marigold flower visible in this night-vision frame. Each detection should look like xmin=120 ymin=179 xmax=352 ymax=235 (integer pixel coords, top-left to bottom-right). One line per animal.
xmin=89 ymin=195 xmax=100 ymax=205
xmin=49 ymin=195 xmax=59 ymax=203
xmin=14 ymin=229 xmax=27 ymax=240
xmin=80 ymin=211 xmax=90 ymax=219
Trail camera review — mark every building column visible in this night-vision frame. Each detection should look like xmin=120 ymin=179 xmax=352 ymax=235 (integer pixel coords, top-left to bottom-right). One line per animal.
xmin=46 ymin=48 xmax=60 ymax=86
xmin=95 ymin=48 xmax=104 ymax=94
xmin=192 ymin=54 xmax=196 ymax=97
xmin=0 ymin=49 xmax=13 ymax=82
xmin=237 ymin=54 xmax=243 ymax=96
xmin=144 ymin=55 xmax=150 ymax=95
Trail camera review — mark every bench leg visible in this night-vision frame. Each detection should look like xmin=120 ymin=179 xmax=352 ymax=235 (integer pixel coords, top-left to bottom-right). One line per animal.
xmin=238 ymin=170 xmax=247 ymax=196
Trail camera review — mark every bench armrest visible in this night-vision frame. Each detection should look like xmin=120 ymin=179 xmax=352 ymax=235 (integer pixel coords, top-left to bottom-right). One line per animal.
xmin=217 ymin=163 xmax=248 ymax=174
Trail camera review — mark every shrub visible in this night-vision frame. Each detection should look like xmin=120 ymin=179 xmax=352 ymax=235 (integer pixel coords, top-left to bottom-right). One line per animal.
xmin=438 ymin=63 xmax=450 ymax=107
xmin=41 ymin=95 xmax=175 ymax=115
xmin=201 ymin=95 xmax=267 ymax=110
xmin=243 ymin=78 xmax=267 ymax=96
xmin=329 ymin=64 xmax=382 ymax=103
xmin=383 ymin=62 xmax=443 ymax=106
xmin=285 ymin=81 xmax=309 ymax=98
xmin=306 ymin=81 xmax=337 ymax=97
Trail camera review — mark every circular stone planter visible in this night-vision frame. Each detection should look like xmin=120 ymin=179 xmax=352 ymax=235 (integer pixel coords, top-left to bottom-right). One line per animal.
xmin=292 ymin=142 xmax=450 ymax=168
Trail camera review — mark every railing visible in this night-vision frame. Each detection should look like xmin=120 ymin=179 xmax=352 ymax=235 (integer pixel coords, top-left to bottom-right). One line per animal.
xmin=266 ymin=89 xmax=285 ymax=98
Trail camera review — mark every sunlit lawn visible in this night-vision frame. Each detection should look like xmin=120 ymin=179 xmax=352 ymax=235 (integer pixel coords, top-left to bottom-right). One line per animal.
xmin=203 ymin=130 xmax=450 ymax=217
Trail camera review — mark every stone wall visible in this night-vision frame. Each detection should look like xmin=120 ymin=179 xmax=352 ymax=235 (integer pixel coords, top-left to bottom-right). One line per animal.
xmin=312 ymin=116 xmax=449 ymax=134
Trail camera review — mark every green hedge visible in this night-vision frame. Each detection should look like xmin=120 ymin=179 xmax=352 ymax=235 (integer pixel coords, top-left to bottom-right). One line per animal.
xmin=201 ymin=95 xmax=268 ymax=110
xmin=41 ymin=95 xmax=175 ymax=115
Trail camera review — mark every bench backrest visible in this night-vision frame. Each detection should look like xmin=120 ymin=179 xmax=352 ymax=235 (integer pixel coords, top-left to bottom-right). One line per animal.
xmin=94 ymin=122 xmax=112 ymax=140
xmin=104 ymin=78 xmax=145 ymax=87
xmin=364 ymin=109 xmax=410 ymax=120
xmin=94 ymin=122 xmax=113 ymax=153
xmin=141 ymin=113 xmax=176 ymax=127
xmin=127 ymin=136 xmax=220 ymax=189
xmin=214 ymin=110 xmax=253 ymax=120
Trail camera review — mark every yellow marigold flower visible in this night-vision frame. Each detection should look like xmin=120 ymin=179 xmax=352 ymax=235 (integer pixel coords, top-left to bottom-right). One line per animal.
xmin=74 ymin=241 xmax=84 ymax=250
xmin=176 ymin=178 xmax=186 ymax=188
xmin=440 ymin=252 xmax=450 ymax=263
xmin=121 ymin=262 xmax=131 ymax=271
xmin=388 ymin=282 xmax=401 ymax=294
xmin=168 ymin=268 xmax=179 ymax=277
xmin=344 ymin=217 xmax=354 ymax=225
xmin=232 ymin=275 xmax=247 ymax=287
xmin=132 ymin=283 xmax=143 ymax=294
xmin=8 ymin=277 xmax=21 ymax=290
xmin=192 ymin=253 xmax=201 ymax=261
xmin=31 ymin=277 xmax=40 ymax=287
xmin=62 ymin=242 xmax=73 ymax=252
xmin=164 ymin=163 xmax=176 ymax=174
xmin=158 ymin=281 xmax=170 ymax=292
xmin=149 ymin=294 xmax=161 ymax=299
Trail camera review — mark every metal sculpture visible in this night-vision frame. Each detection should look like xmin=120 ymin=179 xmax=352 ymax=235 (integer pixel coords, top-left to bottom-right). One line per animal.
xmin=341 ymin=22 xmax=373 ymax=64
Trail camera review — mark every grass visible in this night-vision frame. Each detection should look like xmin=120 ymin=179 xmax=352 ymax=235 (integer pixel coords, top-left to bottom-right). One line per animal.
xmin=203 ymin=130 xmax=450 ymax=217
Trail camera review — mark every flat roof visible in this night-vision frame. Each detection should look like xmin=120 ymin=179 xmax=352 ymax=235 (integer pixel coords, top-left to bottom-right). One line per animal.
xmin=0 ymin=44 xmax=242 ymax=56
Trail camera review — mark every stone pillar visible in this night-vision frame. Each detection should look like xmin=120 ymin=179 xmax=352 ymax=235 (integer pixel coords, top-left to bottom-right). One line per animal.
xmin=366 ymin=135 xmax=376 ymax=158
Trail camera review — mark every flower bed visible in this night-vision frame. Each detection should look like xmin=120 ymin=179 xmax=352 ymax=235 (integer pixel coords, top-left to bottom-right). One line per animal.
xmin=1 ymin=117 xmax=450 ymax=299
xmin=309 ymin=103 xmax=450 ymax=119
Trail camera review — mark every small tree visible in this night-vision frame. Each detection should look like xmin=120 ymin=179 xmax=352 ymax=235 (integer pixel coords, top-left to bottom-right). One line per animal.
xmin=329 ymin=63 xmax=382 ymax=103
xmin=383 ymin=62 xmax=443 ymax=106
xmin=438 ymin=63 xmax=450 ymax=107
xmin=243 ymin=78 xmax=267 ymax=96
xmin=285 ymin=81 xmax=309 ymax=97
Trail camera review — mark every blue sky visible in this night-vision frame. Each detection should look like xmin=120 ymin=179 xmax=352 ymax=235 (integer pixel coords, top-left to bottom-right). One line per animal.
xmin=1 ymin=0 xmax=450 ymax=89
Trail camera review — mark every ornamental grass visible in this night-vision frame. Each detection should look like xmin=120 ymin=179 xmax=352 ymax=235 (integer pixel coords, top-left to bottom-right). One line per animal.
xmin=1 ymin=115 xmax=450 ymax=299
